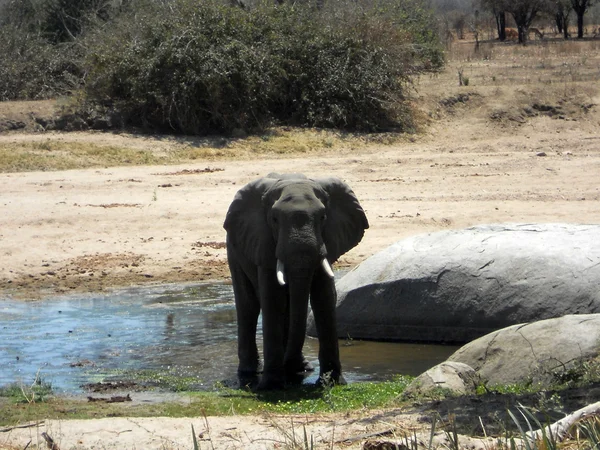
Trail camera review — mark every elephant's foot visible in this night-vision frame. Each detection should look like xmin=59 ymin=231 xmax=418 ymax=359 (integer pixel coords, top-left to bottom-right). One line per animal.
xmin=237 ymin=359 xmax=261 ymax=376
xmin=316 ymin=371 xmax=346 ymax=387
xmin=284 ymin=357 xmax=314 ymax=375
xmin=237 ymin=370 xmax=260 ymax=390
xmin=256 ymin=371 xmax=285 ymax=391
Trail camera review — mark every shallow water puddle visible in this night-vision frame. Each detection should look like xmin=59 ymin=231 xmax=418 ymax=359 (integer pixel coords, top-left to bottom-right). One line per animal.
xmin=0 ymin=283 xmax=458 ymax=393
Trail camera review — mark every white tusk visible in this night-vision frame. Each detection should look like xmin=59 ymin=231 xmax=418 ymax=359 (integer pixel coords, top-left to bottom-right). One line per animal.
xmin=321 ymin=258 xmax=335 ymax=279
xmin=276 ymin=259 xmax=286 ymax=286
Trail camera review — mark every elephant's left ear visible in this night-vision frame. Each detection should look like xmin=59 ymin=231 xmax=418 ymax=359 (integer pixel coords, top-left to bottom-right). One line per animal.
xmin=315 ymin=177 xmax=369 ymax=263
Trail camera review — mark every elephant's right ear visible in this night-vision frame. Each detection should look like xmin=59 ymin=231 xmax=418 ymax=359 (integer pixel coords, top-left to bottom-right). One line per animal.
xmin=223 ymin=178 xmax=277 ymax=267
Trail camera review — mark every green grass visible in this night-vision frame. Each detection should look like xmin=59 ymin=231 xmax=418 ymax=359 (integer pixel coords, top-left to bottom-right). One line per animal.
xmin=0 ymin=376 xmax=53 ymax=404
xmin=258 ymin=376 xmax=412 ymax=414
xmin=0 ymin=376 xmax=413 ymax=426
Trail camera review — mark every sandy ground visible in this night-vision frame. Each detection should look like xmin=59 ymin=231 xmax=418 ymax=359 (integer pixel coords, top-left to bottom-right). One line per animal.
xmin=2 ymin=112 xmax=599 ymax=300
xmin=2 ymin=41 xmax=600 ymax=448
xmin=2 ymin=409 xmax=432 ymax=450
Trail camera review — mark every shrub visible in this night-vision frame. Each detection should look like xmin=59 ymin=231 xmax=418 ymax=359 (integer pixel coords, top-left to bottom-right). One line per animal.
xmin=41 ymin=0 xmax=113 ymax=43
xmin=0 ymin=0 xmax=99 ymax=101
xmin=81 ymin=0 xmax=443 ymax=133
xmin=0 ymin=25 xmax=82 ymax=100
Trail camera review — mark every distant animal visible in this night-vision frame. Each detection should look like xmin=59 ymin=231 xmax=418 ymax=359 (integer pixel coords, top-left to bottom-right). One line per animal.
xmin=505 ymin=28 xmax=519 ymax=40
xmin=529 ymin=27 xmax=545 ymax=40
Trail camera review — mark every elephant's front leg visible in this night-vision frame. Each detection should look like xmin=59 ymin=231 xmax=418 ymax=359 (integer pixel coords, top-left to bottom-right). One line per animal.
xmin=229 ymin=257 xmax=260 ymax=377
xmin=257 ymin=269 xmax=287 ymax=390
xmin=310 ymin=270 xmax=345 ymax=386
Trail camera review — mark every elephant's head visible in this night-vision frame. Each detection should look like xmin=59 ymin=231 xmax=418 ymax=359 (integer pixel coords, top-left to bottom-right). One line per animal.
xmin=224 ymin=173 xmax=369 ymax=282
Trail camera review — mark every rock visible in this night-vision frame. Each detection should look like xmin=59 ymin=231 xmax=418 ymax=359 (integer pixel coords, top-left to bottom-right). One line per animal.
xmin=403 ymin=361 xmax=480 ymax=398
xmin=310 ymin=224 xmax=600 ymax=343
xmin=448 ymin=314 xmax=600 ymax=386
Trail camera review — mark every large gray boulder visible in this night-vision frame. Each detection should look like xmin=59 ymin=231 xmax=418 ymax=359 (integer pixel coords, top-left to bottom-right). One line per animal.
xmin=311 ymin=224 xmax=600 ymax=343
xmin=403 ymin=361 xmax=481 ymax=398
xmin=448 ymin=314 xmax=600 ymax=385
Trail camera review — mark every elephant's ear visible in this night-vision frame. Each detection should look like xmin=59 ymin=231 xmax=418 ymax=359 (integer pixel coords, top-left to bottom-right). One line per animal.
xmin=223 ymin=178 xmax=277 ymax=267
xmin=315 ymin=178 xmax=369 ymax=263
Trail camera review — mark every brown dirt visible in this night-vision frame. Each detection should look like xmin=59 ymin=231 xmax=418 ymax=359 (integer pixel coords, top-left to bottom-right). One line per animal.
xmin=2 ymin=39 xmax=600 ymax=449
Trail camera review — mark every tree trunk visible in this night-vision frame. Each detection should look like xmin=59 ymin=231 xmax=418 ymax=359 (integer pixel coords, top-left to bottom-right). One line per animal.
xmin=517 ymin=25 xmax=528 ymax=44
xmin=496 ymin=11 xmax=506 ymax=41
xmin=555 ymin=12 xmax=564 ymax=34
xmin=577 ymin=11 xmax=584 ymax=38
xmin=563 ymin=16 xmax=570 ymax=39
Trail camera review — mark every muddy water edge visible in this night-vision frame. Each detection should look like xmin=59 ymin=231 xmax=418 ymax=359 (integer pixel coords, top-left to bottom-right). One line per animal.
xmin=0 ymin=282 xmax=459 ymax=394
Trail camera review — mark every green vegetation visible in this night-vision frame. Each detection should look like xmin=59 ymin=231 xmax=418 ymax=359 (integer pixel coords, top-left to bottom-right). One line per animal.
xmin=2 ymin=368 xmax=600 ymax=450
xmin=256 ymin=375 xmax=412 ymax=413
xmin=476 ymin=356 xmax=600 ymax=397
xmin=0 ymin=376 xmax=412 ymax=426
xmin=0 ymin=0 xmax=442 ymax=134
xmin=508 ymin=404 xmax=560 ymax=450
xmin=579 ymin=416 xmax=600 ymax=449
xmin=0 ymin=373 xmax=53 ymax=404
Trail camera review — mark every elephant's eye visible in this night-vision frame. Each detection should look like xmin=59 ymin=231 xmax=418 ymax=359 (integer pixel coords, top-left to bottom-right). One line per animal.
xmin=321 ymin=213 xmax=327 ymax=223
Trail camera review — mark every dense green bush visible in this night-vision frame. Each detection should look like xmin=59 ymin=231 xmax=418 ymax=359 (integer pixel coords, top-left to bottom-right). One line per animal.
xmin=0 ymin=25 xmax=82 ymax=100
xmin=0 ymin=0 xmax=111 ymax=100
xmin=0 ymin=0 xmax=443 ymax=132
xmin=81 ymin=0 xmax=443 ymax=133
xmin=41 ymin=0 xmax=113 ymax=43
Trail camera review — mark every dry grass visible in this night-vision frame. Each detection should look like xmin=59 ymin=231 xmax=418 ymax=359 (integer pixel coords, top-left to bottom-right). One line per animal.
xmin=414 ymin=38 xmax=600 ymax=130
xmin=0 ymin=141 xmax=164 ymax=172
xmin=442 ymin=39 xmax=600 ymax=89
xmin=0 ymin=127 xmax=405 ymax=173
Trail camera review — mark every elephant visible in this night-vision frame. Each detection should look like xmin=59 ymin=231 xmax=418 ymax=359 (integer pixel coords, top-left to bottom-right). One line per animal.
xmin=223 ymin=173 xmax=369 ymax=390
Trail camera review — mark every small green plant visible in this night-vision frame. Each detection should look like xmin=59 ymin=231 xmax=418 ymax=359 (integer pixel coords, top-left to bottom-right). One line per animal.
xmin=191 ymin=424 xmax=200 ymax=450
xmin=265 ymin=417 xmax=315 ymax=450
xmin=302 ymin=424 xmax=314 ymax=450
xmin=476 ymin=379 xmax=541 ymax=396
xmin=578 ymin=416 xmax=600 ymax=449
xmin=0 ymin=371 xmax=53 ymax=404
xmin=507 ymin=404 xmax=558 ymax=450
xmin=535 ymin=391 xmax=563 ymax=415
xmin=553 ymin=358 xmax=600 ymax=387
xmin=443 ymin=414 xmax=461 ymax=450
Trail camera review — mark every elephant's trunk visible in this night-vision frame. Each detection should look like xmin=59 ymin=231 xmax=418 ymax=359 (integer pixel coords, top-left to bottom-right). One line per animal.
xmin=284 ymin=270 xmax=314 ymax=367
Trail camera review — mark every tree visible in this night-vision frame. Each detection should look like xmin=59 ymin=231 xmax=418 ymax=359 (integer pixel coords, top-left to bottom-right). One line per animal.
xmin=552 ymin=0 xmax=571 ymax=38
xmin=505 ymin=0 xmax=547 ymax=43
xmin=571 ymin=0 xmax=593 ymax=38
xmin=480 ymin=0 xmax=507 ymax=40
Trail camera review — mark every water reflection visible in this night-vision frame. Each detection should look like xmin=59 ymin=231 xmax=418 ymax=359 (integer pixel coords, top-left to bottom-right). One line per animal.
xmin=0 ymin=283 xmax=459 ymax=393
